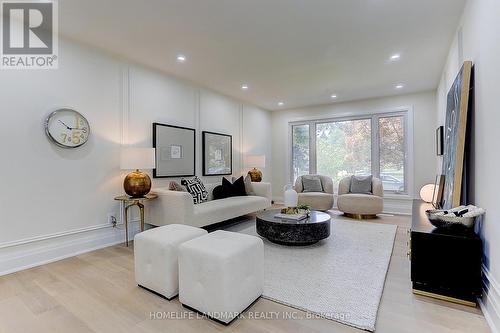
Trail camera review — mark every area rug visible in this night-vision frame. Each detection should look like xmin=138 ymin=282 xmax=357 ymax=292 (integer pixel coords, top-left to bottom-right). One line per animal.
xmin=225 ymin=218 xmax=397 ymax=331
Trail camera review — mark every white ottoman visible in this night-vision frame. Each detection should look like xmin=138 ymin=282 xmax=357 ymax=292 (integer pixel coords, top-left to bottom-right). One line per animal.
xmin=178 ymin=230 xmax=264 ymax=324
xmin=134 ymin=224 xmax=207 ymax=300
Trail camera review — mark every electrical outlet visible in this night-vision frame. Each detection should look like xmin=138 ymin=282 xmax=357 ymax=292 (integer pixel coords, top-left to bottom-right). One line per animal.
xmin=107 ymin=213 xmax=117 ymax=227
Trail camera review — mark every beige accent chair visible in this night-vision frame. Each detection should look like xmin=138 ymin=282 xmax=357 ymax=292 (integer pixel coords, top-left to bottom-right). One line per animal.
xmin=337 ymin=176 xmax=384 ymax=219
xmin=294 ymin=175 xmax=334 ymax=211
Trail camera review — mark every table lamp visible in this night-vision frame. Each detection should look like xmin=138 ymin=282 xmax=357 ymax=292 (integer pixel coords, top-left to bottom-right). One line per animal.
xmin=419 ymin=184 xmax=436 ymax=203
xmin=120 ymin=148 xmax=155 ymax=197
xmin=244 ymin=155 xmax=266 ymax=182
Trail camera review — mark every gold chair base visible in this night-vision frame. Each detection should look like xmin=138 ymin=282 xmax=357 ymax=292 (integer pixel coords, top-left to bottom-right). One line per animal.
xmin=343 ymin=213 xmax=378 ymax=220
xmin=412 ymin=289 xmax=476 ymax=307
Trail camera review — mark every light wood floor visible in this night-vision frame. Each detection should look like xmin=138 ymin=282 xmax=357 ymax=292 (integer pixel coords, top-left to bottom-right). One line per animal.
xmin=0 ymin=212 xmax=491 ymax=333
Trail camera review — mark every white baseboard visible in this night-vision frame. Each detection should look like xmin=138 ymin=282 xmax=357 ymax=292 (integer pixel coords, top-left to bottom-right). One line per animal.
xmin=383 ymin=197 xmax=413 ymax=215
xmin=0 ymin=220 xmax=141 ymax=276
xmin=479 ymin=265 xmax=500 ymax=333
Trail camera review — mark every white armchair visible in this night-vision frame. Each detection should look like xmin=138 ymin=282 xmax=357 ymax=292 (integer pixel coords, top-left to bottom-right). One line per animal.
xmin=337 ymin=176 xmax=383 ymax=219
xmin=294 ymin=175 xmax=334 ymax=211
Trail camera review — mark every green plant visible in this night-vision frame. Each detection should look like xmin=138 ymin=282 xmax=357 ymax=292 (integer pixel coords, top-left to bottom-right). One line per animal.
xmin=297 ymin=204 xmax=311 ymax=210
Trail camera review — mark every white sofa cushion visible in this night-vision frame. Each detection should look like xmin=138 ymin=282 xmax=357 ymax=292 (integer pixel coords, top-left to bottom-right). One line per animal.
xmin=149 ymin=182 xmax=272 ymax=227
xmin=297 ymin=192 xmax=334 ymax=211
xmin=134 ymin=224 xmax=207 ymax=299
xmin=337 ymin=193 xmax=383 ymax=215
xmin=178 ymin=230 xmax=264 ymax=324
xmin=192 ymin=196 xmax=269 ymax=227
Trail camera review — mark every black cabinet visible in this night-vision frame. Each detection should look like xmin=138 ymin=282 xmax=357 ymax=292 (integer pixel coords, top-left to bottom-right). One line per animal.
xmin=410 ymin=200 xmax=482 ymax=306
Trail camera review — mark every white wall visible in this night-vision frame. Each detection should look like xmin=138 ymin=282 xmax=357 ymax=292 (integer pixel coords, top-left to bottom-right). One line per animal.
xmin=242 ymin=104 xmax=273 ymax=182
xmin=271 ymin=91 xmax=437 ymax=213
xmin=0 ymin=38 xmax=272 ymax=275
xmin=436 ymin=0 xmax=500 ymax=330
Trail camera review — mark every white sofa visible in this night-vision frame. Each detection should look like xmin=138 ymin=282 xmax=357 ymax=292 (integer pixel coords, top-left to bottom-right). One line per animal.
xmin=149 ymin=182 xmax=272 ymax=227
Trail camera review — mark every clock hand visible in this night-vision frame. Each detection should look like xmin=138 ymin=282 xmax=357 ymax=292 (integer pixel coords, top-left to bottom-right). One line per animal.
xmin=58 ymin=120 xmax=72 ymax=130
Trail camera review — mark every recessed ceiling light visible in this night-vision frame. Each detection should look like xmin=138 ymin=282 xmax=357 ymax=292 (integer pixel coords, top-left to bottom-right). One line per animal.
xmin=390 ymin=53 xmax=401 ymax=61
xmin=278 ymin=102 xmax=284 ymax=106
xmin=395 ymin=84 xmax=404 ymax=89
xmin=330 ymin=94 xmax=337 ymax=99
xmin=176 ymin=54 xmax=186 ymax=63
xmin=241 ymin=84 xmax=249 ymax=90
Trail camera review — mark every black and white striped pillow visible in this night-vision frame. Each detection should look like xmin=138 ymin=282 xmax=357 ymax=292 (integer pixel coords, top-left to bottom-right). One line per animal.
xmin=181 ymin=176 xmax=208 ymax=204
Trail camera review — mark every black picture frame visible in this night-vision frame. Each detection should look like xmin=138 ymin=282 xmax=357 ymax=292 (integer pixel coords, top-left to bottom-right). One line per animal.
xmin=202 ymin=131 xmax=232 ymax=176
xmin=152 ymin=123 xmax=196 ymax=178
xmin=436 ymin=125 xmax=444 ymax=156
xmin=432 ymin=174 xmax=445 ymax=209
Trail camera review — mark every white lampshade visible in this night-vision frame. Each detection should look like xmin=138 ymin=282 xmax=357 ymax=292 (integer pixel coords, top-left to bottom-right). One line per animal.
xmin=245 ymin=155 xmax=266 ymax=168
xmin=120 ymin=148 xmax=155 ymax=170
xmin=419 ymin=184 xmax=436 ymax=203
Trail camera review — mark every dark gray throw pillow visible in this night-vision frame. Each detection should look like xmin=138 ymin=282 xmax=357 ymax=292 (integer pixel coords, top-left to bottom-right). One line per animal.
xmin=349 ymin=175 xmax=373 ymax=194
xmin=302 ymin=176 xmax=323 ymax=192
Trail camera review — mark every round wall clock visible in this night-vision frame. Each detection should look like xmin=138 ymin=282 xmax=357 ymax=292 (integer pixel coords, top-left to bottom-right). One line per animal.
xmin=44 ymin=108 xmax=90 ymax=148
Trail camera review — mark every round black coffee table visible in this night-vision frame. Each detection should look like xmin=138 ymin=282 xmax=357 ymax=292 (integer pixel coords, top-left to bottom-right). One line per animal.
xmin=256 ymin=209 xmax=331 ymax=245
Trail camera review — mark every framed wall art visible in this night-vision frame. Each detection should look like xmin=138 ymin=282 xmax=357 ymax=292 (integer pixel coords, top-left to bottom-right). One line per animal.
xmin=153 ymin=123 xmax=195 ymax=178
xmin=441 ymin=61 xmax=472 ymax=209
xmin=436 ymin=125 xmax=444 ymax=156
xmin=202 ymin=131 xmax=232 ymax=176
xmin=432 ymin=174 xmax=445 ymax=209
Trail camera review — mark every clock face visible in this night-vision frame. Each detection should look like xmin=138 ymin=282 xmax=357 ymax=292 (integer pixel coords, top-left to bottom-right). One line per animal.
xmin=45 ymin=109 xmax=90 ymax=148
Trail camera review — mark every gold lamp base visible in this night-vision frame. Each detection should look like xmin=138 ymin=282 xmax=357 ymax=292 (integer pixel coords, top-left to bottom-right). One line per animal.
xmin=124 ymin=169 xmax=151 ymax=198
xmin=248 ymin=168 xmax=263 ymax=182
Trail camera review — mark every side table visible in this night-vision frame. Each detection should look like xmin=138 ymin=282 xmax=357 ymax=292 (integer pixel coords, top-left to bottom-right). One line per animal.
xmin=114 ymin=193 xmax=158 ymax=246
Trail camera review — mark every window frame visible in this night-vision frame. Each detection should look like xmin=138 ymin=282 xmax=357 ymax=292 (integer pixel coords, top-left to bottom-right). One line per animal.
xmin=288 ymin=107 xmax=413 ymax=196
xmin=290 ymin=123 xmax=311 ymax=181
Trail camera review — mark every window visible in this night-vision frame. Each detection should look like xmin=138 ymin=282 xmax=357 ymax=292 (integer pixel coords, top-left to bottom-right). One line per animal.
xmin=316 ymin=119 xmax=371 ymax=185
xmin=290 ymin=111 xmax=409 ymax=194
xmin=291 ymin=124 xmax=310 ymax=181
xmin=379 ymin=116 xmax=406 ymax=192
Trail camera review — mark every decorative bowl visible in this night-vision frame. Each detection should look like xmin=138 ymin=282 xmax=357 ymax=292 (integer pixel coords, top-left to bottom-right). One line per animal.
xmin=281 ymin=207 xmax=299 ymax=214
xmin=425 ymin=209 xmax=476 ymax=229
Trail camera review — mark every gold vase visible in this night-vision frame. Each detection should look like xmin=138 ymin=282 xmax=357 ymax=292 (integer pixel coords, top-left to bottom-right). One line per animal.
xmin=124 ymin=169 xmax=151 ymax=197
xmin=248 ymin=168 xmax=263 ymax=182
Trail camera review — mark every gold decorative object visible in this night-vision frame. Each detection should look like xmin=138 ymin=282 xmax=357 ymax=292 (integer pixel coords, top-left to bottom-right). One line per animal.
xmin=120 ymin=147 xmax=156 ymax=197
xmin=244 ymin=155 xmax=266 ymax=182
xmin=124 ymin=169 xmax=152 ymax=197
xmin=114 ymin=193 xmax=158 ymax=246
xmin=248 ymin=168 xmax=263 ymax=182
xmin=344 ymin=213 xmax=377 ymax=220
xmin=281 ymin=207 xmax=298 ymax=214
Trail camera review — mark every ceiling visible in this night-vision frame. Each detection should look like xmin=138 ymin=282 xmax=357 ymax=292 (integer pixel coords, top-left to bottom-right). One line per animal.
xmin=58 ymin=0 xmax=466 ymax=110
